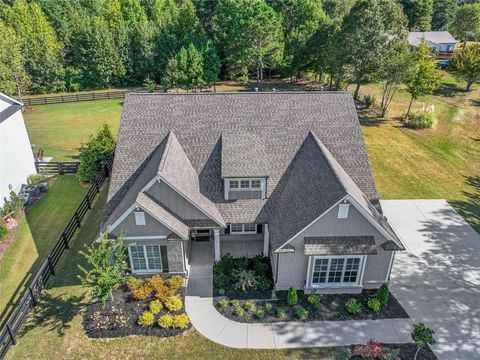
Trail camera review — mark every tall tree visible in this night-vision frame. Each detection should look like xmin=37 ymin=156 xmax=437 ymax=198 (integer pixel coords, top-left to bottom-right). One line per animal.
xmin=2 ymin=0 xmax=65 ymax=94
xmin=321 ymin=0 xmax=356 ymax=23
xmin=0 ymin=20 xmax=28 ymax=97
xmin=451 ymin=4 xmax=480 ymax=48
xmin=404 ymin=42 xmax=442 ymax=115
xmin=272 ymin=0 xmax=327 ymax=79
xmin=400 ymin=0 xmax=433 ymax=31
xmin=201 ymin=40 xmax=221 ymax=90
xmin=432 ymin=0 xmax=458 ymax=30
xmin=452 ymin=44 xmax=480 ymax=91
xmin=339 ymin=0 xmax=387 ymax=99
xmin=126 ymin=20 xmax=155 ymax=84
xmin=162 ymin=43 xmax=205 ymax=91
xmin=213 ymin=0 xmax=284 ymax=87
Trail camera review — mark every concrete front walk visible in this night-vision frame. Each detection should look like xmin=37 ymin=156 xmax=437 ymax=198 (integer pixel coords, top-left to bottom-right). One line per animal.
xmin=382 ymin=200 xmax=480 ymax=360
xmin=185 ymin=241 xmax=412 ymax=349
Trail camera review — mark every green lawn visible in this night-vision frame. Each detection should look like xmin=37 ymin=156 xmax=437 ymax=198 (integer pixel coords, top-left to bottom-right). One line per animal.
xmin=24 ymin=99 xmax=123 ymax=161
xmin=0 ymin=176 xmax=87 ymax=323
xmin=5 ymin=182 xmax=348 ymax=360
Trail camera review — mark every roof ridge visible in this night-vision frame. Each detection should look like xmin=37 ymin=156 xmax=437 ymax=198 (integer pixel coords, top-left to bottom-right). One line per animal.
xmin=128 ymin=91 xmax=351 ymax=97
xmin=157 ymin=131 xmax=175 ymax=174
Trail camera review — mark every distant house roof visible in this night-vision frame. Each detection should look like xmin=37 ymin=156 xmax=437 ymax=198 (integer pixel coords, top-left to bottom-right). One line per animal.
xmin=0 ymin=93 xmax=23 ymax=124
xmin=408 ymin=31 xmax=457 ymax=47
xmin=107 ymin=92 xmax=403 ymax=250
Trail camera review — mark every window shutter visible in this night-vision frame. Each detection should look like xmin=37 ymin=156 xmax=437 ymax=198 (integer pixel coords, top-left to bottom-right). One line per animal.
xmin=160 ymin=245 xmax=169 ymax=272
xmin=225 ymin=225 xmax=230 ymax=235
xmin=256 ymin=224 xmax=263 ymax=234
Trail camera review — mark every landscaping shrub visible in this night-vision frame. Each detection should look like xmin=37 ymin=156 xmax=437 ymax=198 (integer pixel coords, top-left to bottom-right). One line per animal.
xmin=234 ymin=306 xmax=245 ymax=317
xmin=307 ymin=294 xmax=323 ymax=309
xmin=132 ymin=283 xmax=153 ymax=300
xmin=126 ymin=276 xmax=143 ymax=292
xmin=165 ymin=296 xmax=183 ymax=312
xmin=234 ymin=270 xmax=258 ymax=292
xmin=78 ymin=123 xmax=116 ymax=183
xmin=167 ymin=275 xmax=184 ymax=290
xmin=402 ymin=111 xmax=436 ymax=129
xmin=2 ymin=191 xmax=24 ymax=218
xmin=295 ymin=305 xmax=309 ymax=321
xmin=230 ymin=299 xmax=240 ymax=307
xmin=148 ymin=274 xmax=165 ymax=292
xmin=172 ymin=314 xmax=190 ymax=329
xmin=255 ymin=307 xmax=266 ymax=319
xmin=149 ymin=300 xmax=163 ymax=315
xmin=214 ymin=273 xmax=231 ymax=288
xmin=363 ymin=94 xmax=376 ymax=109
xmin=217 ymin=298 xmax=229 ymax=309
xmin=137 ymin=311 xmax=155 ymax=327
xmin=244 ymin=300 xmax=256 ymax=312
xmin=257 ymin=275 xmax=271 ymax=291
xmin=154 ymin=284 xmax=175 ymax=302
xmin=287 ymin=287 xmax=298 ymax=306
xmin=367 ymin=297 xmax=381 ymax=313
xmin=376 ymin=283 xmax=389 ymax=305
xmin=345 ymin=298 xmax=363 ymax=314
xmin=158 ymin=314 xmax=174 ymax=328
xmin=276 ymin=307 xmax=287 ymax=319
xmin=264 ymin=302 xmax=273 ymax=312
xmin=0 ymin=220 xmax=8 ymax=243
xmin=252 ymin=255 xmax=269 ymax=275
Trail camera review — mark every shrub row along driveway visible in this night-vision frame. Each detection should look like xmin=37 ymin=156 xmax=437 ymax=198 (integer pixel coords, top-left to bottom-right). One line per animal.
xmin=382 ymin=199 xmax=480 ymax=360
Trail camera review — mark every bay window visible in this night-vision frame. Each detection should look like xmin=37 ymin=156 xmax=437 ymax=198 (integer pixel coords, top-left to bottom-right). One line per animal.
xmin=310 ymin=256 xmax=364 ymax=287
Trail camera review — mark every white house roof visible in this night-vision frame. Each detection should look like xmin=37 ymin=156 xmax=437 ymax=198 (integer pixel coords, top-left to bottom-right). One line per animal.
xmin=408 ymin=31 xmax=457 ymax=47
xmin=0 ymin=93 xmax=23 ymax=123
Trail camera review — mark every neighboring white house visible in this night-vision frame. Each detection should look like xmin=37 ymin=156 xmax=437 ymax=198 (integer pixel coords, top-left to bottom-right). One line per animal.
xmin=408 ymin=31 xmax=457 ymax=53
xmin=0 ymin=93 xmax=36 ymax=207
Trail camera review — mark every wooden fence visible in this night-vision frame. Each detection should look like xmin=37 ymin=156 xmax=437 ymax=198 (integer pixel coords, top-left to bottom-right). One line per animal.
xmin=0 ymin=154 xmax=114 ymax=359
xmin=35 ymin=161 xmax=79 ymax=175
xmin=20 ymin=91 xmax=127 ymax=106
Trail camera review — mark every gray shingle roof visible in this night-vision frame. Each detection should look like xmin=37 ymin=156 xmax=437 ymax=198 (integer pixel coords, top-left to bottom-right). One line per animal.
xmin=304 ymin=236 xmax=377 ymax=256
xmin=107 ymin=92 xmax=400 ymax=249
xmin=408 ymin=31 xmax=457 ymax=47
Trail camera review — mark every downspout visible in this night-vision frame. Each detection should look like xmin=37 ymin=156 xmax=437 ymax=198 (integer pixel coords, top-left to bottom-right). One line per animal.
xmin=275 ymin=252 xmax=280 ymax=286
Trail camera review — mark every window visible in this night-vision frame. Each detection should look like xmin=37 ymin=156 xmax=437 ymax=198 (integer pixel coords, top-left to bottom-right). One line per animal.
xmin=311 ymin=256 xmax=363 ymax=287
xmin=337 ymin=204 xmax=350 ymax=219
xmin=251 ymin=180 xmax=261 ymax=188
xmin=134 ymin=211 xmax=146 ymax=225
xmin=230 ymin=223 xmax=256 ymax=234
xmin=224 ymin=178 xmax=266 ymax=200
xmin=129 ymin=245 xmax=162 ymax=272
xmin=229 ymin=180 xmax=239 ymax=189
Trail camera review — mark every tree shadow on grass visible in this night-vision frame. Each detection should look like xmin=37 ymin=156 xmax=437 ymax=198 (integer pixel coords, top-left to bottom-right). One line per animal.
xmin=433 ymin=82 xmax=466 ymax=98
xmin=450 ymin=175 xmax=480 ymax=234
xmin=19 ymin=292 xmax=87 ymax=337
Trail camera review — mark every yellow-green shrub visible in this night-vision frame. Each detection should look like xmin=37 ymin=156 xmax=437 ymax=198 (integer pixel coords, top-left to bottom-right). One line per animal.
xmin=155 ymin=284 xmax=176 ymax=303
xmin=158 ymin=314 xmax=174 ymax=328
xmin=173 ymin=314 xmax=190 ymax=329
xmin=126 ymin=276 xmax=143 ymax=292
xmin=131 ymin=283 xmax=153 ymax=300
xmin=167 ymin=275 xmax=185 ymax=290
xmin=137 ymin=311 xmax=155 ymax=327
xmin=165 ymin=296 xmax=183 ymax=312
xmin=148 ymin=274 xmax=165 ymax=292
xmin=149 ymin=300 xmax=163 ymax=315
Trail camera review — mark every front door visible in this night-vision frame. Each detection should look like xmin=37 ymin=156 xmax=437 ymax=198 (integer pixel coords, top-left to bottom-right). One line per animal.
xmin=192 ymin=229 xmax=211 ymax=242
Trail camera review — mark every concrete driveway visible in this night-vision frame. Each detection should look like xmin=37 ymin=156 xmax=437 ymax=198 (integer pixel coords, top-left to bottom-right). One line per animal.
xmin=381 ymin=200 xmax=480 ymax=360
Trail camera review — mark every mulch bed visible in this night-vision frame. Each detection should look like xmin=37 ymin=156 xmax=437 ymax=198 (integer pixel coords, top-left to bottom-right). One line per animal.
xmin=350 ymin=343 xmax=437 ymax=360
xmin=83 ymin=286 xmax=191 ymax=338
xmin=215 ymin=289 xmax=408 ymax=323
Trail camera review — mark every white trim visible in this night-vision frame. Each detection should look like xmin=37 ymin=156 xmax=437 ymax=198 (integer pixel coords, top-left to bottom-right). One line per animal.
xmin=275 ymin=195 xmax=348 ymax=252
xmin=359 ymin=255 xmax=368 ymax=285
xmin=214 ymin=229 xmax=220 ymax=261
xmin=158 ymin=174 xmax=225 ymax=228
xmin=104 ymin=204 xmax=137 ymax=235
xmin=309 ymin=255 xmax=365 ymax=288
xmin=305 ymin=256 xmax=312 ymax=288
xmin=263 ymin=224 xmax=269 ymax=257
xmin=141 ymin=176 xmax=160 ymax=193
xmin=385 ymin=251 xmax=395 ymax=282
xmin=224 ymin=177 xmax=266 ymax=199
xmin=135 ymin=202 xmax=188 ymax=240
xmin=230 ymin=223 xmax=257 ymax=234
xmin=123 ymin=235 xmax=168 ymax=240
xmin=128 ymin=244 xmax=163 ymax=273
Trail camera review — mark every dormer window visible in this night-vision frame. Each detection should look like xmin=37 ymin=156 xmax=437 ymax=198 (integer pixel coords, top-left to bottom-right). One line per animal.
xmin=224 ymin=178 xmax=266 ymax=200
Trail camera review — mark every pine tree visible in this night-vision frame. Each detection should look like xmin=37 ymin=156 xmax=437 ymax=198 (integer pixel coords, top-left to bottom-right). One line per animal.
xmin=400 ymin=0 xmax=433 ymax=31
xmin=432 ymin=0 xmax=457 ymax=31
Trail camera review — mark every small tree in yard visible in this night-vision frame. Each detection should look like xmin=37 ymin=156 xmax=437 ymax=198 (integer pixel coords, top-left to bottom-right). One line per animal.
xmin=452 ymin=44 xmax=480 ymax=91
xmin=404 ymin=42 xmax=442 ymax=116
xmin=78 ymin=232 xmax=127 ymax=306
xmin=411 ymin=322 xmax=436 ymax=360
xmin=78 ymin=124 xmax=116 ymax=183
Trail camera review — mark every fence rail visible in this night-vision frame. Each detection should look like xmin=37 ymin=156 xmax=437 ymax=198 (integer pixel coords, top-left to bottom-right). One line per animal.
xmin=0 ymin=154 xmax=114 ymax=359
xmin=20 ymin=91 xmax=128 ymax=106
xmin=35 ymin=161 xmax=79 ymax=175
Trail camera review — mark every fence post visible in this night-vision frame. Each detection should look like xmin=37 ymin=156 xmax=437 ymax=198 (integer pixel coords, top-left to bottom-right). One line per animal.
xmin=85 ymin=196 xmax=91 ymax=209
xmin=47 ymin=256 xmax=55 ymax=275
xmin=95 ymin=181 xmax=100 ymax=194
xmin=103 ymin=162 xmax=110 ymax=177
xmin=74 ymin=211 xmax=81 ymax=228
xmin=58 ymin=162 xmax=63 ymax=175
xmin=61 ymin=233 xmax=69 ymax=249
xmin=6 ymin=324 xmax=16 ymax=345
xmin=28 ymin=286 xmax=37 ymax=306
xmin=35 ymin=161 xmax=39 ymax=173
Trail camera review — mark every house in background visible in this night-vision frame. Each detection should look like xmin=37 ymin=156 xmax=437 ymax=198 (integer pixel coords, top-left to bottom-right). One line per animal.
xmin=408 ymin=31 xmax=457 ymax=57
xmin=102 ymin=92 xmax=405 ymax=294
xmin=0 ymin=93 xmax=36 ymax=207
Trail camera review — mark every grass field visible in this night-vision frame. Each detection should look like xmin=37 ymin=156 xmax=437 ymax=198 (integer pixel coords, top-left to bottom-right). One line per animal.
xmin=5 ymin=183 xmax=347 ymax=360
xmin=0 ymin=176 xmax=87 ymax=323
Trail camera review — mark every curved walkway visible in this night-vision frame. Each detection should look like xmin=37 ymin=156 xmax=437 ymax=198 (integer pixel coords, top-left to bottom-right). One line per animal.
xmin=185 ymin=242 xmax=412 ymax=349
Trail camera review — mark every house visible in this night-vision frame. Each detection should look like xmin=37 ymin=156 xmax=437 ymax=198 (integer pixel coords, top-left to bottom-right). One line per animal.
xmin=408 ymin=31 xmax=457 ymax=56
xmin=102 ymin=92 xmax=405 ymax=294
xmin=0 ymin=93 xmax=36 ymax=207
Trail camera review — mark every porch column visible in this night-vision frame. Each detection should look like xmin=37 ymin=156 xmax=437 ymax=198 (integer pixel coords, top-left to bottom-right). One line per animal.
xmin=263 ymin=224 xmax=269 ymax=257
xmin=214 ymin=229 xmax=220 ymax=261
